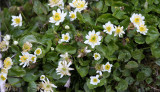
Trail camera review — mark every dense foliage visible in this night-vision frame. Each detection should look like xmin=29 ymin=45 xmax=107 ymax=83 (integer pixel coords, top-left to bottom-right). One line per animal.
xmin=0 ymin=0 xmax=160 ymax=92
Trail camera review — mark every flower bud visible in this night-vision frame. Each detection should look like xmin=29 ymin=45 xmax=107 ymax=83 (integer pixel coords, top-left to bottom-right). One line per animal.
xmin=13 ymin=41 xmax=18 ymax=45
xmin=65 ymin=25 xmax=70 ymax=30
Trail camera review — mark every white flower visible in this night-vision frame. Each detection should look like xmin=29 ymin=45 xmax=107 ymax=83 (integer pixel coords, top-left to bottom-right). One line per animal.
xmin=49 ymin=9 xmax=67 ymax=26
xmin=48 ymin=0 xmax=63 ymax=8
xmin=34 ymin=48 xmax=42 ymax=56
xmin=103 ymin=21 xmax=115 ymax=35
xmin=56 ymin=61 xmax=74 ymax=78
xmin=0 ymin=41 xmax=9 ymax=52
xmin=13 ymin=41 xmax=18 ymax=45
xmin=65 ymin=25 xmax=70 ymax=30
xmin=130 ymin=13 xmax=145 ymax=26
xmin=51 ymin=47 xmax=54 ymax=51
xmin=90 ymin=75 xmax=100 ymax=85
xmin=22 ymin=42 xmax=32 ymax=52
xmin=69 ymin=10 xmax=77 ymax=21
xmin=60 ymin=33 xmax=70 ymax=42
xmin=96 ymin=71 xmax=102 ymax=76
xmin=4 ymin=34 xmax=11 ymax=41
xmin=93 ymin=53 xmax=101 ymax=61
xmin=0 ymin=73 xmax=7 ymax=85
xmin=19 ymin=52 xmax=30 ymax=67
xmin=3 ymin=57 xmax=13 ymax=69
xmin=114 ymin=26 xmax=125 ymax=37
xmin=60 ymin=52 xmax=70 ymax=61
xmin=41 ymin=78 xmax=57 ymax=92
xmin=11 ymin=14 xmax=22 ymax=27
xmin=40 ymin=75 xmax=45 ymax=81
xmin=29 ymin=54 xmax=37 ymax=63
xmin=84 ymin=30 xmax=102 ymax=48
xmin=136 ymin=23 xmax=148 ymax=35
xmin=77 ymin=46 xmax=91 ymax=58
xmin=102 ymin=62 xmax=113 ymax=73
xmin=69 ymin=0 xmax=88 ymax=12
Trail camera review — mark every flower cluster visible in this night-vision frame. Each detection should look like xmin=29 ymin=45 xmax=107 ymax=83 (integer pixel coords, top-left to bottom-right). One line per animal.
xmin=0 ymin=57 xmax=13 ymax=85
xmin=90 ymin=62 xmax=113 ymax=85
xmin=130 ymin=13 xmax=148 ymax=35
xmin=56 ymin=52 xmax=74 ymax=78
xmin=103 ymin=21 xmax=125 ymax=37
xmin=19 ymin=42 xmax=42 ymax=67
xmin=39 ymin=75 xmax=57 ymax=92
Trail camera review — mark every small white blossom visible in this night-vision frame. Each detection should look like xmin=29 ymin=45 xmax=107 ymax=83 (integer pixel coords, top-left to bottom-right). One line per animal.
xmin=90 ymin=75 xmax=100 ymax=85
xmin=130 ymin=13 xmax=145 ymax=26
xmin=4 ymin=34 xmax=11 ymax=41
xmin=56 ymin=61 xmax=74 ymax=78
xmin=65 ymin=25 xmax=70 ymax=30
xmin=136 ymin=23 xmax=148 ymax=35
xmin=69 ymin=10 xmax=77 ymax=21
xmin=19 ymin=52 xmax=30 ymax=67
xmin=102 ymin=62 xmax=113 ymax=73
xmin=93 ymin=53 xmax=101 ymax=61
xmin=34 ymin=48 xmax=42 ymax=56
xmin=60 ymin=33 xmax=70 ymax=42
xmin=13 ymin=41 xmax=18 ymax=45
xmin=11 ymin=14 xmax=22 ymax=27
xmin=49 ymin=9 xmax=67 ymax=26
xmin=84 ymin=30 xmax=102 ymax=48
xmin=103 ymin=21 xmax=115 ymax=35
xmin=114 ymin=26 xmax=125 ymax=37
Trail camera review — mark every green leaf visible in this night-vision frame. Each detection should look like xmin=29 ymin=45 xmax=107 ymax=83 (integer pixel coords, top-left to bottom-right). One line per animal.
xmin=155 ymin=59 xmax=160 ymax=66
xmin=151 ymin=39 xmax=160 ymax=58
xmin=96 ymin=14 xmax=119 ymax=24
xmin=125 ymin=61 xmax=138 ymax=69
xmin=136 ymin=72 xmax=146 ymax=81
xmin=146 ymin=27 xmax=159 ymax=44
xmin=23 ymin=73 xmax=37 ymax=82
xmin=77 ymin=12 xmax=85 ymax=23
xmin=112 ymin=9 xmax=127 ymax=19
xmin=8 ymin=78 xmax=22 ymax=87
xmin=131 ymin=49 xmax=144 ymax=63
xmin=134 ymin=34 xmax=146 ymax=44
xmin=115 ymin=79 xmax=128 ymax=91
xmin=118 ymin=50 xmax=131 ymax=62
xmin=76 ymin=65 xmax=89 ymax=77
xmin=33 ymin=0 xmax=47 ymax=15
xmin=8 ymin=66 xmax=26 ymax=77
xmin=96 ymin=1 xmax=103 ymax=11
xmin=56 ymin=44 xmax=76 ymax=54
xmin=27 ymin=81 xmax=37 ymax=92
xmin=46 ymin=52 xmax=59 ymax=62
xmin=19 ymin=35 xmax=37 ymax=46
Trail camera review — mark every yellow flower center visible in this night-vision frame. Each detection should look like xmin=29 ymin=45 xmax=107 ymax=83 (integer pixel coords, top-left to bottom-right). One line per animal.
xmin=76 ymin=1 xmax=85 ymax=8
xmin=134 ymin=17 xmax=140 ymax=23
xmin=20 ymin=55 xmax=28 ymax=62
xmin=139 ymin=26 xmax=146 ymax=32
xmin=4 ymin=61 xmax=11 ymax=68
xmin=105 ymin=64 xmax=110 ymax=70
xmin=31 ymin=56 xmax=35 ymax=61
xmin=94 ymin=54 xmax=99 ymax=59
xmin=71 ymin=14 xmax=76 ymax=19
xmin=50 ymin=0 xmax=59 ymax=4
xmin=46 ymin=84 xmax=50 ymax=88
xmin=53 ymin=13 xmax=61 ymax=21
xmin=36 ymin=49 xmax=41 ymax=55
xmin=89 ymin=34 xmax=98 ymax=43
xmin=14 ymin=18 xmax=21 ymax=24
xmin=62 ymin=67 xmax=67 ymax=71
xmin=106 ymin=26 xmax=111 ymax=32
xmin=23 ymin=43 xmax=31 ymax=52
xmin=116 ymin=28 xmax=121 ymax=34
xmin=93 ymin=78 xmax=98 ymax=83
xmin=1 ymin=75 xmax=6 ymax=81
xmin=64 ymin=35 xmax=69 ymax=41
